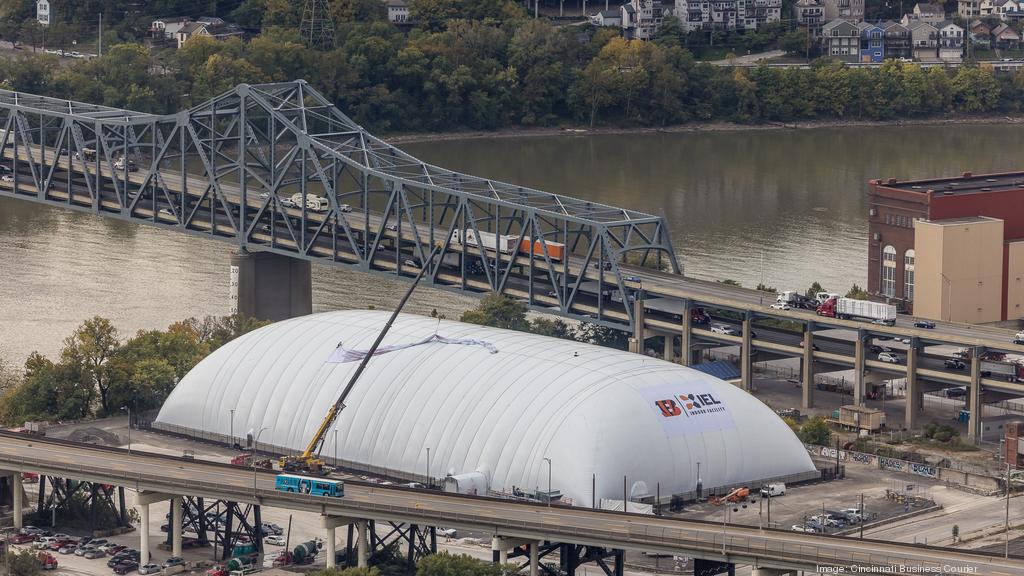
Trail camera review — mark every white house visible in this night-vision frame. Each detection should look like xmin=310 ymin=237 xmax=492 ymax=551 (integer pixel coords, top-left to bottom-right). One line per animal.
xmin=621 ymin=0 xmax=664 ymax=39
xmin=150 ymin=17 xmax=192 ymax=40
xmin=937 ymin=20 xmax=964 ymax=61
xmin=387 ymin=0 xmax=410 ymax=24
xmin=36 ymin=0 xmax=50 ymax=26
xmin=592 ymin=9 xmax=623 ymax=26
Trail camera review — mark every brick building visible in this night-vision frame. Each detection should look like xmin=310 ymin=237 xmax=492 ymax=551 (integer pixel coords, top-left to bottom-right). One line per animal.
xmin=868 ymin=171 xmax=1024 ymax=322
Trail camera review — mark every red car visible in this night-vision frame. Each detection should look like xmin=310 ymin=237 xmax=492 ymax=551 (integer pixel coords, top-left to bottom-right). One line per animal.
xmin=106 ymin=545 xmax=127 ymax=556
xmin=10 ymin=534 xmax=36 ymax=544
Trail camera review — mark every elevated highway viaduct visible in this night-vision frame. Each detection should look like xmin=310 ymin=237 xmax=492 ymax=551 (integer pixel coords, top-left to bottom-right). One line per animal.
xmin=1 ymin=433 xmax=1022 ymax=576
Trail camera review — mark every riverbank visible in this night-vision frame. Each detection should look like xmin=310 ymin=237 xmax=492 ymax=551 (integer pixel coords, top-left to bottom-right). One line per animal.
xmin=386 ymin=115 xmax=1024 ymax=144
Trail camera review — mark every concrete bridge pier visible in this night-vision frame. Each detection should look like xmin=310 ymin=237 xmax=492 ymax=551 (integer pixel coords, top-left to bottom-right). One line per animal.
xmin=740 ymin=312 xmax=754 ymax=392
xmin=12 ymin=473 xmax=22 ymax=529
xmin=231 ymin=249 xmax=312 ymax=322
xmin=905 ymin=340 xmax=920 ymax=430
xmin=136 ymin=492 xmax=171 ymax=567
xmin=629 ymin=297 xmax=646 ymax=354
xmin=680 ymin=299 xmax=693 ymax=366
xmin=529 ymin=541 xmax=540 ymax=576
xmin=854 ymin=330 xmax=866 ymax=405
xmin=968 ymin=347 xmax=984 ymax=443
xmin=356 ymin=519 xmax=369 ymax=568
xmin=800 ymin=324 xmax=815 ymax=409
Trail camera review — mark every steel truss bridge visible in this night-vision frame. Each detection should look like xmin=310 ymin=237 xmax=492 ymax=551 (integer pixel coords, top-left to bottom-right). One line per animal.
xmin=0 ymin=81 xmax=676 ymax=329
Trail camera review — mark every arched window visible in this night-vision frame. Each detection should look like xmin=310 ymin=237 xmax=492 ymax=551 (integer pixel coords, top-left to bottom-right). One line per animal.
xmin=904 ymin=249 xmax=915 ymax=301
xmin=881 ymin=245 xmax=897 ymax=298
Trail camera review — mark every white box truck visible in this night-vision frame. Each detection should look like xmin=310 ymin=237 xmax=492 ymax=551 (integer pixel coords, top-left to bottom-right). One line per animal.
xmin=817 ymin=297 xmax=896 ymax=325
xmin=451 ymin=229 xmax=519 ymax=254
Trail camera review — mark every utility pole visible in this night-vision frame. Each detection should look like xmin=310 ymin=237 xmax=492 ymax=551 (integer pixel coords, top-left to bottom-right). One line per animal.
xmin=1006 ymin=463 xmax=1012 ymax=559
xmin=859 ymin=493 xmax=865 ymax=538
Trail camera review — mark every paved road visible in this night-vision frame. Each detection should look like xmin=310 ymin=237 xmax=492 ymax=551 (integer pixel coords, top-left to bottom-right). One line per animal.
xmin=2 ymin=433 xmax=1023 ymax=575
xmin=709 ymin=50 xmax=786 ymax=65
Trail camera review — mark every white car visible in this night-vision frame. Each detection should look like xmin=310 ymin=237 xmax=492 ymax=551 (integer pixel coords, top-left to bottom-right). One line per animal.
xmin=338 ymin=203 xmax=353 ymax=213
xmin=791 ymin=525 xmax=812 ymax=532
xmin=710 ymin=324 xmax=738 ymax=336
xmin=138 ymin=563 xmax=162 ymax=575
xmin=1 ymin=174 xmax=13 ymax=183
xmin=770 ymin=303 xmax=790 ymax=310
xmin=279 ymin=197 xmax=296 ymax=208
xmin=436 ymin=527 xmax=457 ymax=538
xmin=878 ymin=352 xmax=900 ymax=364
xmin=264 ymin=535 xmax=287 ymax=546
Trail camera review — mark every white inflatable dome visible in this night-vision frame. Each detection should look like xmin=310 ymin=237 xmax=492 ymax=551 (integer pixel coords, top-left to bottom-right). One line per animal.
xmin=155 ymin=310 xmax=815 ymax=504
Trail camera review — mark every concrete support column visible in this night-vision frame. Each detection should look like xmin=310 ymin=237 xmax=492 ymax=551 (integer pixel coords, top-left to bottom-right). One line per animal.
xmin=325 ymin=526 xmax=336 ymax=569
xmin=629 ymin=295 xmax=646 ymax=354
xmin=490 ymin=536 xmax=509 ymax=564
xmin=853 ymin=330 xmax=866 ymax=406
xmin=12 ymin=473 xmax=22 ymax=529
xmin=680 ymin=299 xmax=693 ymax=366
xmin=740 ymin=313 xmax=753 ymax=392
xmin=138 ymin=503 xmax=150 ymax=568
xmin=231 ymin=249 xmax=312 ymax=322
xmin=905 ymin=340 xmax=920 ymax=431
xmin=663 ymin=334 xmax=674 ymax=362
xmin=171 ymin=496 xmax=183 ymax=558
xmin=357 ymin=520 xmax=369 ymax=568
xmin=801 ymin=324 xmax=815 ymax=409
xmin=529 ymin=541 xmax=539 ymax=576
xmin=968 ymin=347 xmax=983 ymax=443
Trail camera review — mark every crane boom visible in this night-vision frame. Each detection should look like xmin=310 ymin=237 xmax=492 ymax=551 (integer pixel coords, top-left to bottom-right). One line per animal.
xmin=282 ymin=247 xmax=440 ymax=473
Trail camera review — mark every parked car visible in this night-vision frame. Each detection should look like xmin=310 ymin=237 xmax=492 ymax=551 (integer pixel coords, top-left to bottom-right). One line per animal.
xmin=75 ymin=545 xmax=98 ymax=556
xmin=138 ymin=564 xmax=162 ymax=575
xmin=10 ymin=533 xmax=37 ymax=544
xmin=21 ymin=527 xmax=44 ymax=536
xmin=34 ymin=537 xmax=57 ymax=549
xmin=85 ymin=549 xmax=108 ymax=560
xmin=840 ymin=508 xmax=863 ymax=522
xmin=436 ymin=527 xmax=458 ymax=538
xmin=58 ymin=545 xmax=76 ymax=555
xmin=769 ymin=303 xmax=790 ymax=310
xmin=944 ymin=359 xmax=966 ymax=370
xmin=913 ymin=320 xmax=935 ymax=329
xmin=162 ymin=557 xmax=185 ymax=569
xmin=878 ymin=352 xmax=899 ymax=364
xmin=105 ymin=545 xmax=127 ymax=556
xmin=260 ymin=523 xmax=283 ymax=536
xmin=114 ymin=560 xmax=139 ymax=575
xmin=264 ymin=535 xmax=287 ymax=546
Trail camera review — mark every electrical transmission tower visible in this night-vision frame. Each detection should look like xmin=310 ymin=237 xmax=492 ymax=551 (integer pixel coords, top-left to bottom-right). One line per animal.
xmin=300 ymin=0 xmax=335 ymax=50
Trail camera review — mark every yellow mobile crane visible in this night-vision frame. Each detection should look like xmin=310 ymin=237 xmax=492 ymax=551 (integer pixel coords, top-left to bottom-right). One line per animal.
xmin=279 ymin=247 xmax=439 ymax=474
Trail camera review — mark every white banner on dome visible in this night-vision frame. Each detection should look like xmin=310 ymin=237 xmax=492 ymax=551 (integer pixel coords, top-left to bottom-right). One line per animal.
xmin=640 ymin=381 xmax=735 ymax=436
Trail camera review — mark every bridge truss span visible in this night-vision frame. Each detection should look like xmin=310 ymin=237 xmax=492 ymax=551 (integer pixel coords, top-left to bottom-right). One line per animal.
xmin=0 ymin=81 xmax=678 ymax=328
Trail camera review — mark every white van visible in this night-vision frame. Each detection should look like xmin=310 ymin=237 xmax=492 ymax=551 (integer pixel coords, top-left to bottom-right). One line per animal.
xmin=760 ymin=482 xmax=786 ymax=497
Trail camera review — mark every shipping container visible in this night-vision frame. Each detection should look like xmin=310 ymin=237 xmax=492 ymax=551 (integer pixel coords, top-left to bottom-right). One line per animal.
xmin=518 ymin=237 xmax=565 ymax=261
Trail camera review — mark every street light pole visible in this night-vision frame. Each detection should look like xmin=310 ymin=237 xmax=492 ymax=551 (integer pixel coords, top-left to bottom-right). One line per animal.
xmin=254 ymin=427 xmax=269 ymax=500
xmin=543 ymin=457 xmax=552 ymax=506
xmin=121 ymin=406 xmax=131 ymax=453
xmin=229 ymin=409 xmax=235 ymax=448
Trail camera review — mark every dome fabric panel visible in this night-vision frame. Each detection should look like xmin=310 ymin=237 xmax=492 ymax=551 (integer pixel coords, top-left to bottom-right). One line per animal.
xmin=155 ymin=310 xmax=816 ymax=504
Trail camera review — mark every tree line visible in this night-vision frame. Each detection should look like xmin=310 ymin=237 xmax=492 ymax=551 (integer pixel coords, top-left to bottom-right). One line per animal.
xmin=0 ymin=314 xmax=267 ymax=425
xmin=0 ymin=0 xmax=1021 ymax=133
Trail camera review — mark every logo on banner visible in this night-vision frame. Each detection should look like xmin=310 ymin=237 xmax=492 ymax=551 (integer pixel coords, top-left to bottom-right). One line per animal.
xmin=655 ymin=392 xmax=726 ymax=418
xmin=641 ymin=382 xmax=735 ymax=436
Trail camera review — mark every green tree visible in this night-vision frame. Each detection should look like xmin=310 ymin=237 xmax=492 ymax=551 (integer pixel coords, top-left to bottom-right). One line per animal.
xmin=798 ymin=416 xmax=832 ymax=445
xmin=575 ymin=322 xmax=629 ymax=350
xmin=718 ymin=279 xmax=742 ymax=286
xmin=755 ymin=283 xmax=777 ymax=293
xmin=845 ymin=284 xmax=869 ymax=299
xmin=779 ymin=28 xmax=810 ymax=56
xmin=61 ymin=317 xmax=120 ymax=415
xmin=460 ymin=293 xmax=530 ymax=331
xmin=805 ymin=281 xmax=825 ymax=300
xmin=409 ymin=0 xmax=458 ymax=31
xmin=416 ymin=552 xmax=512 ymax=576
xmin=952 ymin=524 xmax=959 ymax=543
xmin=529 ymin=318 xmax=576 ymax=340
xmin=5 ymin=548 xmax=41 ymax=576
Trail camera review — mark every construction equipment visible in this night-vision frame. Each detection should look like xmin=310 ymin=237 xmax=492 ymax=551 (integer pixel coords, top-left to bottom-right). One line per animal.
xmin=709 ymin=487 xmax=750 ymax=505
xmin=279 ymin=247 xmax=440 ymax=474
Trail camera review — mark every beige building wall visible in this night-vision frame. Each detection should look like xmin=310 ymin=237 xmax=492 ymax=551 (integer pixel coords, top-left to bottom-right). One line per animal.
xmin=914 ymin=217 xmax=1004 ymax=323
xmin=1007 ymin=241 xmax=1024 ymax=320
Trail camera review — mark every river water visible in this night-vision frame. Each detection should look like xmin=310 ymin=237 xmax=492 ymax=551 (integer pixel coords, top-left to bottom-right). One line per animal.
xmin=2 ymin=124 xmax=1023 ymax=362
